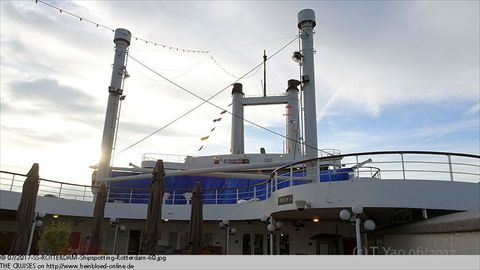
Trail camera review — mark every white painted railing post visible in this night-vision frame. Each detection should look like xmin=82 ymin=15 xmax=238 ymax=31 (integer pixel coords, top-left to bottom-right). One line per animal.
xmin=253 ymin=185 xmax=257 ymax=199
xmin=400 ymin=153 xmax=406 ymax=180
xmin=267 ymin=181 xmax=270 ymax=198
xmin=289 ymin=166 xmax=293 ymax=187
xmin=448 ymin=154 xmax=454 ymax=181
xmin=172 ymin=190 xmax=176 ymax=205
xmin=355 ymin=155 xmax=359 ymax=178
xmin=129 ymin=189 xmax=133 ymax=203
xmin=10 ymin=175 xmax=15 ymax=191
xmin=215 ymin=189 xmax=218 ymax=204
xmin=236 ymin=188 xmax=239 ymax=202
xmin=274 ymin=172 xmax=278 ymax=192
xmin=58 ymin=183 xmax=63 ymax=198
xmin=83 ymin=186 xmax=87 ymax=202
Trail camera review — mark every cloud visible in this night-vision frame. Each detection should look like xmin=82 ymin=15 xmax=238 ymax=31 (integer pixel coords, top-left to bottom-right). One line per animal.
xmin=8 ymin=78 xmax=102 ymax=114
xmin=465 ymin=103 xmax=480 ymax=116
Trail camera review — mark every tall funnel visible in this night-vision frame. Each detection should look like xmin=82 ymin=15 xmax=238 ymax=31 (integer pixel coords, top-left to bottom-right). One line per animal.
xmin=286 ymin=79 xmax=301 ymax=156
xmin=97 ymin=28 xmax=131 ymax=181
xmin=230 ymin=83 xmax=245 ymax=154
xmin=298 ymin=9 xmax=318 ymax=161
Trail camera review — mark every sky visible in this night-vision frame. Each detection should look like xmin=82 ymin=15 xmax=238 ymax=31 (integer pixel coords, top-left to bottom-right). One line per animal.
xmin=1 ymin=1 xmax=479 ymax=185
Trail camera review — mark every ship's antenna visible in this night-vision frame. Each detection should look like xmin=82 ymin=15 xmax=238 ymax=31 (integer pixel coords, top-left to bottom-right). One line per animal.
xmin=263 ymin=50 xmax=267 ymax=97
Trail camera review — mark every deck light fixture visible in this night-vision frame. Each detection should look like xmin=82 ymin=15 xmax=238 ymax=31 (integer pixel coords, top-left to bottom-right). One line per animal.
xmin=339 ymin=205 xmax=375 ymax=255
xmin=219 ymin=219 xmax=235 ymax=255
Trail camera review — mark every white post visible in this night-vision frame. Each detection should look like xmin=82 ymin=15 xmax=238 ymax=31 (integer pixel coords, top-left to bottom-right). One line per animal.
xmin=401 ymin=153 xmax=406 ymax=180
xmin=289 ymin=166 xmax=293 ymax=186
xmin=58 ymin=183 xmax=63 ymax=198
xmin=225 ymin=226 xmax=230 ymax=255
xmin=298 ymin=9 xmax=318 ymax=162
xmin=447 ymin=155 xmax=454 ymax=181
xmin=112 ymin=223 xmax=119 ymax=254
xmin=26 ymin=213 xmax=37 ymax=255
xmin=97 ymin=28 xmax=132 ymax=182
xmin=355 ymin=217 xmax=362 ymax=255
xmin=230 ymin=83 xmax=245 ymax=154
xmin=10 ymin=175 xmax=15 ymax=192
xmin=269 ymin=232 xmax=274 ymax=255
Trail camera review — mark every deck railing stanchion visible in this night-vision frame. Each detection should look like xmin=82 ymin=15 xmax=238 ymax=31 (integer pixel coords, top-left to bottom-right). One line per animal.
xmin=10 ymin=174 xmax=15 ymax=191
xmin=58 ymin=183 xmax=63 ymax=198
xmin=401 ymin=153 xmax=406 ymax=180
xmin=267 ymin=181 xmax=270 ymax=198
xmin=289 ymin=166 xmax=293 ymax=187
xmin=215 ymin=189 xmax=218 ymax=204
xmin=448 ymin=154 xmax=454 ymax=181
xmin=356 ymin=155 xmax=359 ymax=178
xmin=236 ymin=188 xmax=239 ymax=202
xmin=83 ymin=186 xmax=87 ymax=201
xmin=172 ymin=190 xmax=176 ymax=205
xmin=129 ymin=189 xmax=133 ymax=203
xmin=107 ymin=185 xmax=111 ymax=202
xmin=254 ymin=185 xmax=257 ymax=199
xmin=274 ymin=172 xmax=278 ymax=192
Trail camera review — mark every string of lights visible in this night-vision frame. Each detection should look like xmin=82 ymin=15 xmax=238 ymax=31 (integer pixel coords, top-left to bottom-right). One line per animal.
xmin=35 ymin=0 xmax=289 ymax=81
xmin=210 ymin=55 xmax=239 ymax=79
xmin=35 ymin=0 xmax=209 ymax=54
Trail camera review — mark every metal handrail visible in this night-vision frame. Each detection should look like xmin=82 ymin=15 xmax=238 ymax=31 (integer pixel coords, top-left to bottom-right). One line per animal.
xmin=1 ymin=151 xmax=478 ymax=205
xmin=267 ymin=151 xmax=480 ymax=182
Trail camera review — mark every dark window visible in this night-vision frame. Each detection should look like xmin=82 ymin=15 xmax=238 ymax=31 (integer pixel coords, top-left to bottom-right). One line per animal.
xmin=242 ymin=234 xmax=252 ymax=255
xmin=254 ymin=234 xmax=264 ymax=255
xmin=280 ymin=234 xmax=289 ymax=255
xmin=127 ymin=230 xmax=141 ymax=255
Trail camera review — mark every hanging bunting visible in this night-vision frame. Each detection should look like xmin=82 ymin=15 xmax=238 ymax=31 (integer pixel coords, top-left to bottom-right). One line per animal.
xmin=197 ymin=108 xmax=229 ymax=152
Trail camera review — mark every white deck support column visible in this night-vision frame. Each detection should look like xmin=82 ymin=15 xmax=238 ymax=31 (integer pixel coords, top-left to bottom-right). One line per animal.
xmin=230 ymin=83 xmax=245 ymax=154
xmin=97 ymin=28 xmax=131 ymax=181
xmin=286 ymin=79 xmax=301 ymax=157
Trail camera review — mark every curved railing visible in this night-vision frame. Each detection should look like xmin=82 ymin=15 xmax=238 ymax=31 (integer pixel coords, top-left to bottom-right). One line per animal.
xmin=1 ymin=151 xmax=479 ymax=205
xmin=142 ymin=153 xmax=187 ymax=163
xmin=0 ymin=171 xmax=94 ymax=202
xmin=318 ymin=148 xmax=341 ymax=157
xmin=270 ymin=150 xmax=480 ymax=189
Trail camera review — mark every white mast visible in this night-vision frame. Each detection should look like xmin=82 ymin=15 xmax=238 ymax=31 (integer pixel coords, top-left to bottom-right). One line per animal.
xmin=298 ymin=9 xmax=318 ymax=161
xmin=97 ymin=28 xmax=132 ymax=181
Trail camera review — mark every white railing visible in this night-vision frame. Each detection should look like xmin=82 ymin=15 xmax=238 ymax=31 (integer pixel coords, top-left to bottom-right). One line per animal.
xmin=271 ymin=151 xmax=480 ymax=188
xmin=318 ymin=148 xmax=341 ymax=157
xmin=142 ymin=153 xmax=187 ymax=163
xmin=2 ymin=151 xmax=478 ymax=206
xmin=0 ymin=171 xmax=94 ymax=202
